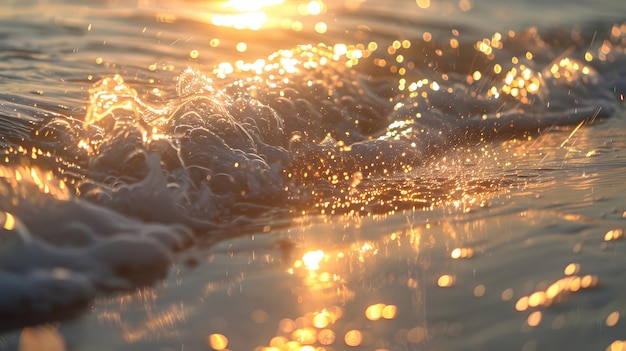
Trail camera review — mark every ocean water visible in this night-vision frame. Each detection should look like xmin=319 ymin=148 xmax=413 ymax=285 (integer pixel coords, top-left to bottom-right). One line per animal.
xmin=1 ymin=0 xmax=626 ymax=350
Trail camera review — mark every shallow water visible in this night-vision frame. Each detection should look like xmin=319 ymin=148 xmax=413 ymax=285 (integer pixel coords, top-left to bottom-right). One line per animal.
xmin=1 ymin=0 xmax=626 ymax=350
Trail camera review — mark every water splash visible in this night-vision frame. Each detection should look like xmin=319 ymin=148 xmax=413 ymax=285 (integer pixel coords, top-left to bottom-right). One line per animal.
xmin=77 ymin=23 xmax=625 ymax=221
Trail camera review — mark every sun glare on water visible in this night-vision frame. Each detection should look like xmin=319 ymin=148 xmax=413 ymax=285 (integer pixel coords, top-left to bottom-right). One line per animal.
xmin=300 ymin=249 xmax=325 ymax=270
xmin=210 ymin=0 xmax=285 ymax=31
xmin=209 ymin=0 xmax=326 ymax=31
xmin=223 ymin=0 xmax=284 ymax=12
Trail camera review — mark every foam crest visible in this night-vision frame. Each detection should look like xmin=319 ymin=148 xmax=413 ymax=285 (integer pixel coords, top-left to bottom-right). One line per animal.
xmin=76 ymin=23 xmax=626 ymax=221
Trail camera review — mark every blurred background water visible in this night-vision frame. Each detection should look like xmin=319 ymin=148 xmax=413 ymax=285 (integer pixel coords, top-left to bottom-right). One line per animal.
xmin=1 ymin=0 xmax=626 ymax=350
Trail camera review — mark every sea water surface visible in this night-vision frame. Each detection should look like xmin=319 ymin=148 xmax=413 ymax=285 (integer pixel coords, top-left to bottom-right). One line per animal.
xmin=1 ymin=0 xmax=626 ymax=350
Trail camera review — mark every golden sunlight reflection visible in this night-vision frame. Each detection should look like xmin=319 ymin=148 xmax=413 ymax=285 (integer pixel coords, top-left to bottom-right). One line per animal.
xmin=291 ymin=327 xmax=317 ymax=344
xmin=608 ymin=340 xmax=626 ymax=351
xmin=365 ymin=303 xmax=398 ymax=321
xmin=300 ymin=249 xmax=325 ymax=270
xmin=264 ymin=222 xmax=428 ymax=351
xmin=604 ymin=228 xmax=623 ymax=241
xmin=317 ymin=329 xmax=335 ymax=345
xmin=606 ymin=311 xmax=620 ymax=327
xmin=312 ymin=310 xmax=331 ymax=328
xmin=207 ymin=333 xmax=229 ymax=350
xmin=223 ymin=0 xmax=284 ymax=12
xmin=365 ymin=303 xmax=384 ymax=321
xmin=343 ymin=329 xmax=362 ymax=347
xmin=212 ymin=11 xmax=268 ymax=31
xmin=515 ymin=264 xmax=598 ymax=312
xmin=382 ymin=304 xmax=398 ymax=319
xmin=545 ymin=57 xmax=597 ymax=84
xmin=81 ymin=192 xmax=623 ymax=351
xmin=0 ymin=165 xmax=69 ymax=201
xmin=212 ymin=0 xmax=284 ymax=30
xmin=437 ymin=274 xmax=456 ymax=288
xmin=84 ymin=75 xmax=140 ymax=128
xmin=563 ymin=263 xmax=580 ymax=276
xmin=1 ymin=211 xmax=15 ymax=230
xmin=213 ymin=42 xmax=375 ymax=79
xmin=491 ymin=63 xmax=543 ymax=104
xmin=300 ymin=0 xmax=325 ymax=16
xmin=256 ymin=306 xmax=346 ymax=350
xmin=526 ymin=311 xmax=542 ymax=327
xmin=450 ymin=247 xmax=474 ymax=259
xmin=208 ymin=0 xmax=327 ymax=31
xmin=416 ymin=0 xmax=430 ymax=9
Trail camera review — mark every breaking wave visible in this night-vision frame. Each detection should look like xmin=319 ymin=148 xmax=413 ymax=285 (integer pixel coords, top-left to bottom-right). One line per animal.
xmin=0 ymin=19 xmax=625 ymax=330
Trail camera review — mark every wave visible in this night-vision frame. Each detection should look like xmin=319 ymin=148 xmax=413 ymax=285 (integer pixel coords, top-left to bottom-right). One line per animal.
xmin=0 ymin=19 xmax=625 ymax=330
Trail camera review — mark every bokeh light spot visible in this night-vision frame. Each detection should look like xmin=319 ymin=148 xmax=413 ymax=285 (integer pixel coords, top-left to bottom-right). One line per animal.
xmin=318 ymin=329 xmax=336 ymax=345
xmin=236 ymin=42 xmax=248 ymax=53
xmin=365 ymin=304 xmax=384 ymax=321
xmin=527 ymin=311 xmax=542 ymax=327
xmin=344 ymin=330 xmax=362 ymax=347
xmin=437 ymin=274 xmax=455 ymax=287
xmin=208 ymin=334 xmax=228 ymax=350
xmin=607 ymin=311 xmax=620 ymax=327
xmin=382 ymin=305 xmax=397 ymax=319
